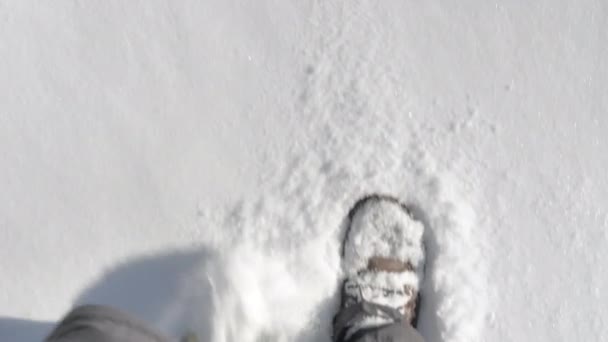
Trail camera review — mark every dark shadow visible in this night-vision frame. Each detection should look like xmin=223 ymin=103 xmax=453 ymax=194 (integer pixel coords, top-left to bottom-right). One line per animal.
xmin=74 ymin=247 xmax=217 ymax=340
xmin=75 ymin=248 xmax=211 ymax=323
xmin=0 ymin=247 xmax=218 ymax=342
xmin=0 ymin=318 xmax=53 ymax=341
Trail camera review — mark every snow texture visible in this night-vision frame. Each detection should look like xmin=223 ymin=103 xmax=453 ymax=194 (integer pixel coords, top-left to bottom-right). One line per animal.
xmin=1 ymin=1 xmax=607 ymax=342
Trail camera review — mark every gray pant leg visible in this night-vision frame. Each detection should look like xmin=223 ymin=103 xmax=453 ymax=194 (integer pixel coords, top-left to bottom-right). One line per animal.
xmin=348 ymin=323 xmax=425 ymax=342
xmin=46 ymin=305 xmax=170 ymax=342
xmin=334 ymin=302 xmax=425 ymax=342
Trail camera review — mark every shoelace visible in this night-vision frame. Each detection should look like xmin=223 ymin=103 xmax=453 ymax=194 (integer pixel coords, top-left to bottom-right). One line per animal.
xmin=343 ymin=271 xmax=414 ymax=316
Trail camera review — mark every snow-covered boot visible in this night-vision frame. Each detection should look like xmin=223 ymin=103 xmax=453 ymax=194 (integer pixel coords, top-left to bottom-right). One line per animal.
xmin=333 ymin=195 xmax=425 ymax=342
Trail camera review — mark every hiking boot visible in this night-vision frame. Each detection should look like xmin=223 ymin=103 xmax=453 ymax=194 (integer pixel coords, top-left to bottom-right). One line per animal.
xmin=334 ymin=195 xmax=425 ymax=341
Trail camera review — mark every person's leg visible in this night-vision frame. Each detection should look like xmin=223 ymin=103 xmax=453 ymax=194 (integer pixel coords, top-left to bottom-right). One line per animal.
xmin=348 ymin=322 xmax=425 ymax=342
xmin=333 ymin=301 xmax=425 ymax=342
xmin=45 ymin=305 xmax=170 ymax=342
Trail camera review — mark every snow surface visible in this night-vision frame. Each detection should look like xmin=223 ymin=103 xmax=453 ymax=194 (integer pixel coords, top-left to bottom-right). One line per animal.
xmin=1 ymin=1 xmax=607 ymax=342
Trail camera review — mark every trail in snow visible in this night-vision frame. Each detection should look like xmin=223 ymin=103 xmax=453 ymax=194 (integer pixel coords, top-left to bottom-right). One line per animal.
xmin=186 ymin=123 xmax=488 ymax=342
xmin=180 ymin=3 xmax=491 ymax=340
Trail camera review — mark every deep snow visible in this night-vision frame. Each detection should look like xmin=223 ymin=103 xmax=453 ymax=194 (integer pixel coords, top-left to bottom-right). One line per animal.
xmin=1 ymin=1 xmax=607 ymax=342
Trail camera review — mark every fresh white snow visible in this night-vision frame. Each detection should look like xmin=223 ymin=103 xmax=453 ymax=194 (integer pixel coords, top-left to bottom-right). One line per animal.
xmin=1 ymin=1 xmax=607 ymax=342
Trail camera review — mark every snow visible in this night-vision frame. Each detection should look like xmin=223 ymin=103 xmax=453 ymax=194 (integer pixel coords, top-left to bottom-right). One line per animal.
xmin=1 ymin=1 xmax=607 ymax=342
